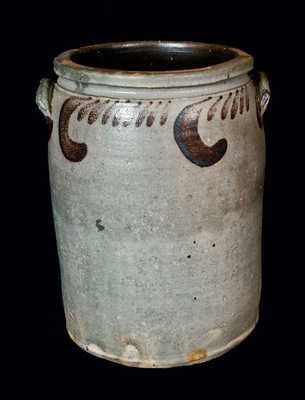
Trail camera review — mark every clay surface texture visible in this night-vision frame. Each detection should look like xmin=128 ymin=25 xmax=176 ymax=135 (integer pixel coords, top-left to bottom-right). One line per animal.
xmin=36 ymin=41 xmax=270 ymax=367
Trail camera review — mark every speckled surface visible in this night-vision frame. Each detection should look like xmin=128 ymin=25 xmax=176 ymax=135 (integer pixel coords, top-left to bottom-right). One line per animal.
xmin=36 ymin=42 xmax=270 ymax=367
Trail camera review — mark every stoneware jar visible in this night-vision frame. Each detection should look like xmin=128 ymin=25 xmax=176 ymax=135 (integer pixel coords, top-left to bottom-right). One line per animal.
xmin=36 ymin=41 xmax=270 ymax=368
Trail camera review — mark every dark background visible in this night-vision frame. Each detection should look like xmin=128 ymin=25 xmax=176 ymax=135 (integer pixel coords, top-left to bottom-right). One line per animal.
xmin=13 ymin=2 xmax=301 ymax=394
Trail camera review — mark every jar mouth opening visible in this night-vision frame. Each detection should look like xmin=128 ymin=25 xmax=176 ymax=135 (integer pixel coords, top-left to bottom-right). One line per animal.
xmin=68 ymin=42 xmax=237 ymax=72
xmin=54 ymin=41 xmax=253 ymax=89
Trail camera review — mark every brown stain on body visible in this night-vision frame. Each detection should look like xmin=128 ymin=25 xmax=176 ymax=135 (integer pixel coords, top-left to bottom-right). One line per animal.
xmin=186 ymin=348 xmax=208 ymax=363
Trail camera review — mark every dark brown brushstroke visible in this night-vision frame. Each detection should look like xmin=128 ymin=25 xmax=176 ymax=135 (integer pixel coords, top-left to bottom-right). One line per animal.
xmin=207 ymin=96 xmax=223 ymax=121
xmin=174 ymin=98 xmax=227 ymax=167
xmin=160 ymin=101 xmax=171 ymax=126
xmin=77 ymin=99 xmax=96 ymax=121
xmin=160 ymin=113 xmax=168 ymax=126
xmin=146 ymin=112 xmax=155 ymax=127
xmin=113 ymin=101 xmax=135 ymax=127
xmin=221 ymin=93 xmax=233 ymax=120
xmin=112 ymin=113 xmax=121 ymax=127
xmin=230 ymin=90 xmax=239 ymax=119
xmin=88 ymin=100 xmax=103 ymax=125
xmin=255 ymin=93 xmax=263 ymax=128
xmin=59 ymin=96 xmax=91 ymax=162
xmin=146 ymin=102 xmax=161 ymax=127
xmin=245 ymin=85 xmax=250 ymax=112
xmin=135 ymin=102 xmax=153 ymax=127
xmin=239 ymin=87 xmax=244 ymax=114
xmin=102 ymin=102 xmax=117 ymax=125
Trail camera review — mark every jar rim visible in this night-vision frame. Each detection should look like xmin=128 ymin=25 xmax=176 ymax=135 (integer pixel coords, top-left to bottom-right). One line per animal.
xmin=54 ymin=41 xmax=253 ymax=89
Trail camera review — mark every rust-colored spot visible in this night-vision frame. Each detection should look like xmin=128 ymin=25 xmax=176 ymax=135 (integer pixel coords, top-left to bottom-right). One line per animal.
xmin=186 ymin=348 xmax=208 ymax=363
xmin=58 ymin=96 xmax=91 ymax=162
xmin=174 ymin=98 xmax=227 ymax=167
xmin=160 ymin=113 xmax=168 ymax=126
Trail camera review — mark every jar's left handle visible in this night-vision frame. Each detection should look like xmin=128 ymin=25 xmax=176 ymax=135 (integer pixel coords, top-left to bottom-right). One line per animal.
xmin=36 ymin=78 xmax=55 ymax=138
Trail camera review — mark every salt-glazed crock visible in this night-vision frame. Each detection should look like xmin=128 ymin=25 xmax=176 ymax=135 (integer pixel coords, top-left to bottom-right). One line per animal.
xmin=36 ymin=41 xmax=270 ymax=368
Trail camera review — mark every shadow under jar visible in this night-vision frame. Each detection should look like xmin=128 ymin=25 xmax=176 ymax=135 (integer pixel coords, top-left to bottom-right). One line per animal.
xmin=36 ymin=41 xmax=270 ymax=368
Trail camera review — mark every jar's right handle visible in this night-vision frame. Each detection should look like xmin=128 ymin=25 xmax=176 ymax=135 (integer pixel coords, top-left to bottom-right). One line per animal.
xmin=256 ymin=71 xmax=271 ymax=116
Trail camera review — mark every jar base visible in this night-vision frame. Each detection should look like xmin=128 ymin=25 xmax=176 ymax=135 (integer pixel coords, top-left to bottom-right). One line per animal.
xmin=67 ymin=317 xmax=258 ymax=368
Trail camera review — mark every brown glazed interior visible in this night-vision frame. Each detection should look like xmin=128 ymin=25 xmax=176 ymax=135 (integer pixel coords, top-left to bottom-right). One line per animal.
xmin=70 ymin=42 xmax=237 ymax=72
xmin=54 ymin=42 xmax=253 ymax=90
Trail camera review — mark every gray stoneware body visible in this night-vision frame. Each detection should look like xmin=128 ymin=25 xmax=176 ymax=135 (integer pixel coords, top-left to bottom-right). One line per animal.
xmin=36 ymin=42 xmax=270 ymax=367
